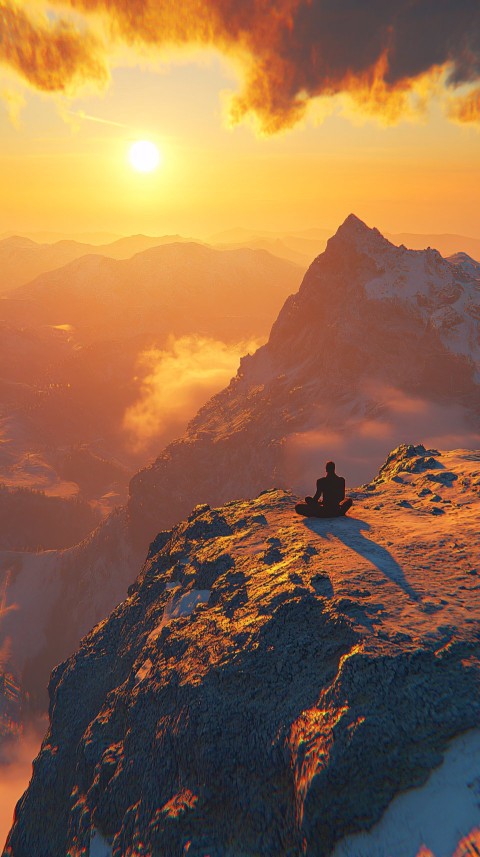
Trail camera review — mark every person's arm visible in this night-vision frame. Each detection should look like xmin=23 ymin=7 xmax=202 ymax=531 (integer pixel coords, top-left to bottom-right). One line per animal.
xmin=313 ymin=479 xmax=323 ymax=502
xmin=339 ymin=477 xmax=345 ymax=501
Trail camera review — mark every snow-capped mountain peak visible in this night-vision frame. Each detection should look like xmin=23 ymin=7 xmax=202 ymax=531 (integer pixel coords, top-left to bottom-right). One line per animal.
xmin=277 ymin=214 xmax=480 ymax=378
xmin=125 ymin=217 xmax=480 ymax=545
xmin=325 ymin=213 xmax=395 ymax=261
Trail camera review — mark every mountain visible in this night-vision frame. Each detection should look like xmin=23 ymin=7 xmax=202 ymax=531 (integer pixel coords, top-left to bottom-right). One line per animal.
xmin=1 ymin=214 xmax=479 ymax=736
xmin=5 ymin=444 xmax=480 ymax=856
xmin=209 ymin=227 xmax=332 ymax=267
xmin=7 ymin=243 xmax=302 ymax=343
xmin=128 ymin=214 xmax=480 ymax=543
xmin=208 ymin=226 xmax=480 ymax=270
xmin=387 ymin=230 xmax=480 ymax=260
xmin=4 ymin=229 xmax=477 ymax=295
xmin=0 ymin=234 xmax=192 ymax=294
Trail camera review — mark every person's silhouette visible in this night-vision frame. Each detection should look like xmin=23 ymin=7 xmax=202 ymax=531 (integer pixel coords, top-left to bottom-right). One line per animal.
xmin=296 ymin=461 xmax=353 ymax=518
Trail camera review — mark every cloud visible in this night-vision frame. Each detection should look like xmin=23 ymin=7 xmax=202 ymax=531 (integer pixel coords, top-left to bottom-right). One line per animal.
xmin=64 ymin=108 xmax=127 ymax=127
xmin=283 ymin=384 xmax=480 ymax=491
xmin=0 ymin=1 xmax=108 ymax=93
xmin=2 ymin=0 xmax=480 ymax=131
xmin=123 ymin=335 xmax=259 ymax=453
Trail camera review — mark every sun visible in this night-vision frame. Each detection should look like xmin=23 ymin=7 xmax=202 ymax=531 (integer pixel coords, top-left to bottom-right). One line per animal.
xmin=129 ymin=140 xmax=161 ymax=173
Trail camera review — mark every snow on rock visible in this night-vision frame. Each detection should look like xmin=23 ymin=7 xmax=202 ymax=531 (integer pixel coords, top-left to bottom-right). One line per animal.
xmin=134 ymin=657 xmax=153 ymax=685
xmin=333 ymin=729 xmax=480 ymax=857
xmin=89 ymin=828 xmax=112 ymax=857
xmin=166 ymin=589 xmax=211 ymax=617
xmin=4 ymin=445 xmax=480 ymax=856
xmin=148 ymin=588 xmax=211 ymax=642
xmin=447 ymin=251 xmax=480 ymax=284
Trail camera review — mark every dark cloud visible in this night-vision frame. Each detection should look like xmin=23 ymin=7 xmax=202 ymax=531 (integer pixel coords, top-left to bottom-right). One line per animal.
xmin=2 ymin=0 xmax=480 ymax=130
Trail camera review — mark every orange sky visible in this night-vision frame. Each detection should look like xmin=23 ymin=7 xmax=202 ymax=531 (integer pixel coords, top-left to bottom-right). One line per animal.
xmin=1 ymin=1 xmax=480 ymax=239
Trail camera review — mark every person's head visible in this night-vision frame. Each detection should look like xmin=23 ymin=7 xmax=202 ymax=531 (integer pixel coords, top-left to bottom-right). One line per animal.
xmin=325 ymin=460 xmax=336 ymax=474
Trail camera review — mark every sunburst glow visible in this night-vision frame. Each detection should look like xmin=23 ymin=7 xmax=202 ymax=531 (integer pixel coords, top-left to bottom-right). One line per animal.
xmin=129 ymin=140 xmax=161 ymax=173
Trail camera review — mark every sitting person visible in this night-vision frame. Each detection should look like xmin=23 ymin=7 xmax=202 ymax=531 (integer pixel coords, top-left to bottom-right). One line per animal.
xmin=296 ymin=461 xmax=353 ymax=517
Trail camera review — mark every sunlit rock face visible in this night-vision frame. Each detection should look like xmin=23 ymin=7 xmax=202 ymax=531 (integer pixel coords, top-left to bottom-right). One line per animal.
xmin=6 ymin=446 xmax=480 ymax=856
xmin=128 ymin=215 xmax=480 ymax=544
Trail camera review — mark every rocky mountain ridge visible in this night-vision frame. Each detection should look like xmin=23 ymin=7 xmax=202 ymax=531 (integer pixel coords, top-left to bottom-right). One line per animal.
xmin=4 ymin=444 xmax=480 ymax=856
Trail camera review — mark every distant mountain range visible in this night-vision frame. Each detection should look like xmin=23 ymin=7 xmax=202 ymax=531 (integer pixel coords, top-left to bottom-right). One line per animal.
xmin=0 ymin=234 xmax=193 ymax=294
xmin=388 ymin=231 xmax=480 ymax=261
xmin=209 ymin=226 xmax=480 ymax=268
xmin=3 ymin=227 xmax=479 ymax=293
xmin=5 ymin=242 xmax=301 ymax=343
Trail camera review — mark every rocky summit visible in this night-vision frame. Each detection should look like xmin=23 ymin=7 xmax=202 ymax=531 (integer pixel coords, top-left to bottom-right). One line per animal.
xmin=5 ymin=444 xmax=480 ymax=857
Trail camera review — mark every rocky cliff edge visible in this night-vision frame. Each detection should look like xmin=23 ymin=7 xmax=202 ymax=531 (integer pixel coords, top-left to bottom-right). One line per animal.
xmin=4 ymin=444 xmax=480 ymax=857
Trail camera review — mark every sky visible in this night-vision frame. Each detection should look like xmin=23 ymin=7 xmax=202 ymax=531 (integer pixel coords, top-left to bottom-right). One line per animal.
xmin=1 ymin=1 xmax=480 ymax=239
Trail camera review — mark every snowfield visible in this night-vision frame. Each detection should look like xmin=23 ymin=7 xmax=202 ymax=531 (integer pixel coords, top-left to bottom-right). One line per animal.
xmin=333 ymin=729 xmax=480 ymax=857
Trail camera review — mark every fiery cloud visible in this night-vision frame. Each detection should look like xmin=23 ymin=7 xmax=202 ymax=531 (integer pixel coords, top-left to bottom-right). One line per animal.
xmin=2 ymin=1 xmax=480 ymax=130
xmin=123 ymin=335 xmax=259 ymax=453
xmin=448 ymin=86 xmax=480 ymax=123
xmin=0 ymin=1 xmax=108 ymax=92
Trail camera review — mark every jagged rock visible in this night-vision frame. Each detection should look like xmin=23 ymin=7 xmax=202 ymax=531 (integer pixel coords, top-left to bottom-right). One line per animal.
xmin=5 ymin=449 xmax=480 ymax=856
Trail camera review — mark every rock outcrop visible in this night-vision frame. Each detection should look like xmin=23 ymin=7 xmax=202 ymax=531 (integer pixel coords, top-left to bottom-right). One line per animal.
xmin=5 ymin=445 xmax=480 ymax=856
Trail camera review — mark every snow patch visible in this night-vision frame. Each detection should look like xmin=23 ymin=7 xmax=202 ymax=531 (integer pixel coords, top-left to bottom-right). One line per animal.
xmin=169 ymin=589 xmax=211 ymax=617
xmin=148 ymin=589 xmax=211 ymax=641
xmin=363 ymin=246 xmax=480 ymax=378
xmin=134 ymin=657 xmax=153 ymax=685
xmin=332 ymin=729 xmax=480 ymax=857
xmin=89 ymin=828 xmax=112 ymax=857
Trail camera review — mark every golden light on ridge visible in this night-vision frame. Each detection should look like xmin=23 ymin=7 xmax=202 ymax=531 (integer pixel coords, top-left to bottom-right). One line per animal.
xmin=129 ymin=140 xmax=161 ymax=173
